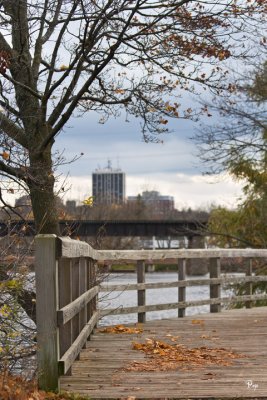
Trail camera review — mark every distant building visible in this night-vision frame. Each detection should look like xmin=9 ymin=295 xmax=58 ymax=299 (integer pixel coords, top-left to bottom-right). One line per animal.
xmin=15 ymin=195 xmax=31 ymax=208
xmin=65 ymin=200 xmax=76 ymax=214
xmin=128 ymin=190 xmax=174 ymax=214
xmin=92 ymin=161 xmax=125 ymax=205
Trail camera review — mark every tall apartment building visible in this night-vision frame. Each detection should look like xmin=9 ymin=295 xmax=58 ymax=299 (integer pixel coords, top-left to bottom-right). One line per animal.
xmin=92 ymin=161 xmax=125 ymax=205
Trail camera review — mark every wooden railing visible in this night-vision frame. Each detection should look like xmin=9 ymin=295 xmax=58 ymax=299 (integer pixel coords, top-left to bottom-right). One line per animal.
xmin=35 ymin=235 xmax=99 ymax=391
xmin=98 ymin=249 xmax=267 ymax=322
xmin=35 ymin=236 xmax=267 ymax=391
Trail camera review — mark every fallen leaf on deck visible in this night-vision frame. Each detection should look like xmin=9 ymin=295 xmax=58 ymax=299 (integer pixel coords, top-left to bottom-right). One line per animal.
xmin=201 ymin=335 xmax=210 ymax=339
xmin=192 ymin=319 xmax=205 ymax=326
xmin=201 ymin=372 xmax=216 ymax=380
xmin=99 ymin=324 xmax=143 ymax=334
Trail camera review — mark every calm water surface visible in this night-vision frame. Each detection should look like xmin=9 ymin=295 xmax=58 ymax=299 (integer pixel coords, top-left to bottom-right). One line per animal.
xmin=99 ymin=272 xmax=235 ymax=326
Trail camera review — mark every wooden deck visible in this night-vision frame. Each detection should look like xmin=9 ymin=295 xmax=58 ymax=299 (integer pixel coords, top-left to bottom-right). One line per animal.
xmin=60 ymin=307 xmax=267 ymax=399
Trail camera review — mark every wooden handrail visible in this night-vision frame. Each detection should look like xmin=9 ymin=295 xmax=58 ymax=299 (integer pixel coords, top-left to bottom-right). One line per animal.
xmin=100 ymin=293 xmax=267 ymax=317
xmin=57 ymin=286 xmax=99 ymax=326
xmin=97 ymin=248 xmax=267 ymax=260
xmin=35 ymin=235 xmax=99 ymax=392
xmin=35 ymin=235 xmax=267 ymax=391
xmin=100 ymin=275 xmax=267 ymax=292
xmin=98 ymin=250 xmax=267 ymax=322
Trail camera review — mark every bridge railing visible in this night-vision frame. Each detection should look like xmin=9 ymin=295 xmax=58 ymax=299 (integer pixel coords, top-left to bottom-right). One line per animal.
xmin=35 ymin=236 xmax=267 ymax=391
xmin=98 ymin=248 xmax=267 ymax=323
xmin=35 ymin=235 xmax=99 ymax=391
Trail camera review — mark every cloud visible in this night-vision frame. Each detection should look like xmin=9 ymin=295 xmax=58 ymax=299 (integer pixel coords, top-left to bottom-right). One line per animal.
xmin=55 ymin=112 xmax=198 ymax=177
xmin=54 ymin=113 xmax=243 ymax=210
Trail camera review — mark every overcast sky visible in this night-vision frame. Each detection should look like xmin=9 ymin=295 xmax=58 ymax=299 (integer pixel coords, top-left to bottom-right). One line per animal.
xmin=54 ymin=110 xmax=243 ymax=210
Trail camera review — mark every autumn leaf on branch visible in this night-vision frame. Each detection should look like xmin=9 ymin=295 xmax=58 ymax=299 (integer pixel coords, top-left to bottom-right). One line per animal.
xmin=82 ymin=196 xmax=94 ymax=207
xmin=1 ymin=151 xmax=10 ymax=160
xmin=0 ymin=51 xmax=10 ymax=74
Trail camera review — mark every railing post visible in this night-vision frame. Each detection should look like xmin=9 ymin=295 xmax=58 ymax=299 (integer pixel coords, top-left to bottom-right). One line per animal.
xmin=246 ymin=258 xmax=253 ymax=309
xmin=35 ymin=234 xmax=60 ymax=391
xmin=178 ymin=258 xmax=186 ymax=318
xmin=88 ymin=259 xmax=97 ymax=323
xmin=79 ymin=257 xmax=87 ymax=337
xmin=71 ymin=259 xmax=80 ymax=341
xmin=210 ymin=257 xmax=221 ymax=313
xmin=58 ymin=258 xmax=72 ymax=373
xmin=137 ymin=260 xmax=146 ymax=323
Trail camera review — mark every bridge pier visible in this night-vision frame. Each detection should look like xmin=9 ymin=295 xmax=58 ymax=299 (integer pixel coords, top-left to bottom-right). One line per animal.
xmin=186 ymin=235 xmax=208 ymax=275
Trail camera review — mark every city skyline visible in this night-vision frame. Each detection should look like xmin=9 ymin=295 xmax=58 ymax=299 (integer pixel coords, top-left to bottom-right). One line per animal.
xmin=2 ymin=105 xmax=244 ymax=210
xmin=53 ymin=112 xmax=244 ymax=210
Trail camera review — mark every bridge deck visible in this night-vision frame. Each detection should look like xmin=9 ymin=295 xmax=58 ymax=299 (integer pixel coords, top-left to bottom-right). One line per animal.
xmin=60 ymin=307 xmax=267 ymax=399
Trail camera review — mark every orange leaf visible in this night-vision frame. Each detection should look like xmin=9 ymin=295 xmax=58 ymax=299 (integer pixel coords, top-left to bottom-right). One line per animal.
xmin=1 ymin=151 xmax=9 ymax=160
xmin=115 ymin=88 xmax=125 ymax=94
xmin=192 ymin=319 xmax=205 ymax=325
xmin=159 ymin=118 xmax=168 ymax=124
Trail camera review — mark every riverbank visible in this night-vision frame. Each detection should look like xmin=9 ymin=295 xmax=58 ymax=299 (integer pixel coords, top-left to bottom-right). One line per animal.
xmin=106 ymin=262 xmax=251 ymax=274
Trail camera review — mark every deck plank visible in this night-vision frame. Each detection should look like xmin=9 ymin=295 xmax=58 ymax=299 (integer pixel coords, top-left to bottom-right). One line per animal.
xmin=60 ymin=307 xmax=267 ymax=399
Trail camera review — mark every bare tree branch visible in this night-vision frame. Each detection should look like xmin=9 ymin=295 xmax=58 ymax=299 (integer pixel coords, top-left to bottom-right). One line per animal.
xmin=0 ymin=112 xmax=27 ymax=148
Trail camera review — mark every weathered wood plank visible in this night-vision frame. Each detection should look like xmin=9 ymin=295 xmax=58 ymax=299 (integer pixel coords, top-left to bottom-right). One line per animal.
xmin=210 ymin=258 xmax=221 ymax=313
xmin=58 ymin=258 xmax=72 ymax=360
xmin=35 ymin=234 xmax=59 ymax=391
xmin=97 ymin=248 xmax=267 ymax=261
xmin=58 ymin=286 xmax=99 ymax=326
xmin=88 ymin=259 xmax=97 ymax=322
xmin=79 ymin=258 xmax=87 ymax=336
xmin=60 ymin=307 xmax=267 ymax=399
xmin=100 ymin=275 xmax=267 ymax=292
xmin=100 ymin=293 xmax=267 ymax=316
xmin=58 ymin=236 xmax=98 ymax=259
xmin=59 ymin=311 xmax=99 ymax=375
xmin=71 ymin=259 xmax=80 ymax=342
xmin=178 ymin=258 xmax=186 ymax=317
xmin=137 ymin=260 xmax=146 ymax=323
xmin=246 ymin=258 xmax=253 ymax=309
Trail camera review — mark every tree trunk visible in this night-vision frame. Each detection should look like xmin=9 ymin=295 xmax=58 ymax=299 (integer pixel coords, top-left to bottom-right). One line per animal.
xmin=28 ymin=140 xmax=60 ymax=235
xmin=30 ymin=182 xmax=60 ymax=235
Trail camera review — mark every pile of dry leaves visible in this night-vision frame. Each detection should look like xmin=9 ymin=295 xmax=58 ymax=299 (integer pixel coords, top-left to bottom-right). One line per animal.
xmin=125 ymin=338 xmax=247 ymax=372
xmin=0 ymin=373 xmax=86 ymax=400
xmin=99 ymin=323 xmax=247 ymax=373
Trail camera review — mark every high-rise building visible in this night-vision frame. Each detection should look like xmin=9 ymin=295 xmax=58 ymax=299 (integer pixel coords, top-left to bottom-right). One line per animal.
xmin=92 ymin=161 xmax=125 ymax=205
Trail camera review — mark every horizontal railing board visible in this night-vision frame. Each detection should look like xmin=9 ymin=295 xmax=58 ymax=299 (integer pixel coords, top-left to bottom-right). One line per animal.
xmin=36 ymin=236 xmax=267 ymax=261
xmin=58 ymin=236 xmax=98 ymax=259
xmin=97 ymin=248 xmax=267 ymax=261
xmin=100 ymin=293 xmax=267 ymax=316
xmin=58 ymin=311 xmax=99 ymax=375
xmin=58 ymin=286 xmax=99 ymax=326
xmin=100 ymin=275 xmax=267 ymax=292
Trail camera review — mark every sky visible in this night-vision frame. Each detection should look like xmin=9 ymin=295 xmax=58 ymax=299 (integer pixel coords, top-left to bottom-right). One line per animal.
xmin=54 ymin=109 xmax=244 ymax=210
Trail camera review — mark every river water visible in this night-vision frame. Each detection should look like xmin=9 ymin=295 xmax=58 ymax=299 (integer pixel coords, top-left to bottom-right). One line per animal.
xmin=98 ymin=272 xmax=237 ymax=326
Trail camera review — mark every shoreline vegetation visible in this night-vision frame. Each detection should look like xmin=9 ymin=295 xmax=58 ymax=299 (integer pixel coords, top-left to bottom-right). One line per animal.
xmin=106 ymin=263 xmax=249 ymax=274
